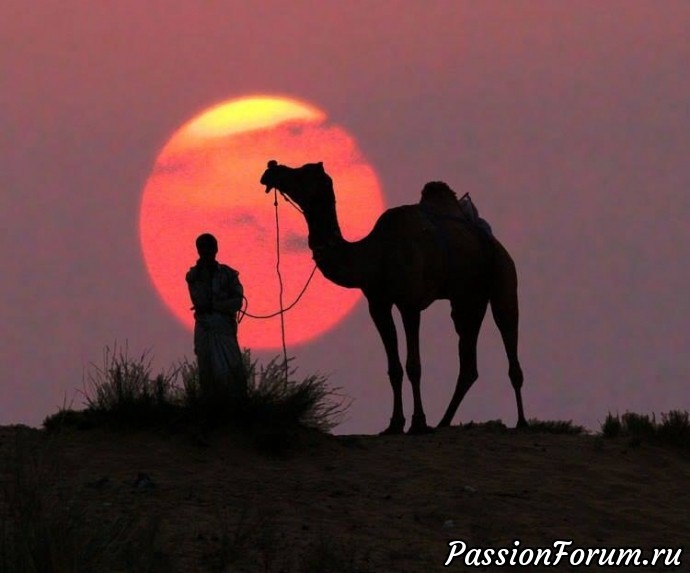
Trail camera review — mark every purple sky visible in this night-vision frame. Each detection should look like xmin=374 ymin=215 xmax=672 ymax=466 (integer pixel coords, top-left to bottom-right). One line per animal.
xmin=2 ymin=1 xmax=689 ymax=434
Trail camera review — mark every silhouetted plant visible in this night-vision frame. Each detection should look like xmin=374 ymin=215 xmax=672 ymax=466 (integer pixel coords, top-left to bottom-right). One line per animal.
xmin=621 ymin=412 xmax=656 ymax=439
xmin=524 ymin=419 xmax=586 ymax=435
xmin=42 ymin=407 xmax=98 ymax=432
xmin=175 ymin=356 xmax=201 ymax=412
xmin=657 ymin=410 xmax=690 ymax=447
xmin=42 ymin=345 xmax=195 ymax=430
xmin=240 ymin=354 xmax=348 ymax=433
xmin=81 ymin=342 xmax=182 ymax=422
xmin=459 ymin=419 xmax=507 ymax=432
xmin=459 ymin=419 xmax=585 ymax=435
xmin=600 ymin=410 xmax=690 ymax=449
xmin=601 ymin=412 xmax=622 ymax=438
xmin=43 ymin=344 xmax=348 ymax=442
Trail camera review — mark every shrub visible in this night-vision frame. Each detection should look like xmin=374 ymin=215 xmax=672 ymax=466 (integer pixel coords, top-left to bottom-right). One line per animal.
xmin=599 ymin=410 xmax=690 ymax=450
xmin=81 ymin=343 xmax=182 ymax=420
xmin=657 ymin=410 xmax=690 ymax=447
xmin=621 ymin=412 xmax=656 ymax=439
xmin=601 ymin=412 xmax=622 ymax=438
xmin=44 ymin=344 xmax=349 ymax=441
xmin=240 ymin=354 xmax=348 ymax=433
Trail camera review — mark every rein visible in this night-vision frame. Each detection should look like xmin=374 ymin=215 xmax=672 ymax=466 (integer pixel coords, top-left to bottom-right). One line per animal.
xmin=237 ymin=189 xmax=318 ymax=383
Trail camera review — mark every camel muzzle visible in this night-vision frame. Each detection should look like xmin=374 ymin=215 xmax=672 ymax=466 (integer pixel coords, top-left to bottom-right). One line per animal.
xmin=261 ymin=160 xmax=280 ymax=193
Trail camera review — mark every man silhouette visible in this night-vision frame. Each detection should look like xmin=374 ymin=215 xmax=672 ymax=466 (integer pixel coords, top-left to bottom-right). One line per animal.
xmin=186 ymin=233 xmax=245 ymax=407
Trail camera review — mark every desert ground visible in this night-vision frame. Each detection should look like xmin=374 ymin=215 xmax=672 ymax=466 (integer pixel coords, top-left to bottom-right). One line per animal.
xmin=1 ymin=422 xmax=688 ymax=572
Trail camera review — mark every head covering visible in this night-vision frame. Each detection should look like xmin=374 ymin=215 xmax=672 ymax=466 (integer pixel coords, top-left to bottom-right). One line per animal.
xmin=195 ymin=233 xmax=218 ymax=253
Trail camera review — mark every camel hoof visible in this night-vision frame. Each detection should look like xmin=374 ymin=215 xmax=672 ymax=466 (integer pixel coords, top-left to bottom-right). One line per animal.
xmin=515 ymin=418 xmax=529 ymax=429
xmin=379 ymin=418 xmax=405 ymax=435
xmin=407 ymin=423 xmax=434 ymax=435
xmin=408 ymin=414 xmax=434 ymax=435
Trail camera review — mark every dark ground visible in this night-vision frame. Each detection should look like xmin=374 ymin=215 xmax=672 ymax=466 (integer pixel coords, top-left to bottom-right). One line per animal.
xmin=1 ymin=423 xmax=688 ymax=572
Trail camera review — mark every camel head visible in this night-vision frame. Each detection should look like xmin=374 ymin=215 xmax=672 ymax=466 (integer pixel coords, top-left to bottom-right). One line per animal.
xmin=260 ymin=160 xmax=335 ymax=213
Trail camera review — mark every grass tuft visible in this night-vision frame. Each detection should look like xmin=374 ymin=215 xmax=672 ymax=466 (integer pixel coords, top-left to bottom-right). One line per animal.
xmin=601 ymin=412 xmax=622 ymax=438
xmin=459 ymin=420 xmax=507 ymax=432
xmin=657 ymin=410 xmax=690 ymax=446
xmin=79 ymin=342 xmax=184 ymax=427
xmin=241 ymin=355 xmax=348 ymax=432
xmin=43 ymin=343 xmax=349 ymax=450
xmin=524 ymin=419 xmax=587 ymax=435
xmin=621 ymin=412 xmax=656 ymax=439
xmin=600 ymin=410 xmax=690 ymax=449
xmin=460 ymin=419 xmax=585 ymax=435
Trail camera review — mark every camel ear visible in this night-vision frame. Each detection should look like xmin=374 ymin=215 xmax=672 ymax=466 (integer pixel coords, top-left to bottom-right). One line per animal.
xmin=318 ymin=162 xmax=324 ymax=171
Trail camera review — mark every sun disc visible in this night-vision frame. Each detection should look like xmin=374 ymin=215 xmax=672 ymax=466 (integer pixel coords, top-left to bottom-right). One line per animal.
xmin=139 ymin=95 xmax=385 ymax=350
xmin=185 ymin=97 xmax=326 ymax=138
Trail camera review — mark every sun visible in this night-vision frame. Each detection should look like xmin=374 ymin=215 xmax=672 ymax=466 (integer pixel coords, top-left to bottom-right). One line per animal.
xmin=139 ymin=95 xmax=385 ymax=350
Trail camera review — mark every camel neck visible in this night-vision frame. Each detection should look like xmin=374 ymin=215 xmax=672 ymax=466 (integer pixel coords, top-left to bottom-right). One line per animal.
xmin=304 ymin=201 xmax=343 ymax=250
xmin=302 ymin=200 xmax=370 ymax=289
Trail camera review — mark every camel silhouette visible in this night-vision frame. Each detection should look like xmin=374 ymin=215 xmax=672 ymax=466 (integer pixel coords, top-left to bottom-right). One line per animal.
xmin=260 ymin=160 xmax=527 ymax=434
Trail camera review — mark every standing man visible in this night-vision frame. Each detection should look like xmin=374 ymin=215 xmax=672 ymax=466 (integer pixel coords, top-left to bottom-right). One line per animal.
xmin=186 ymin=233 xmax=246 ymax=408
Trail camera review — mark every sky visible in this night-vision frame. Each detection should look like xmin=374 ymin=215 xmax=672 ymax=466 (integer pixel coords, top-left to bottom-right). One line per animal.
xmin=2 ymin=1 xmax=689 ymax=434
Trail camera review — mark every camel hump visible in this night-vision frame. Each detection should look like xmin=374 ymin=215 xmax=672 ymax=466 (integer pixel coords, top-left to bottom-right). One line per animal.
xmin=420 ymin=181 xmax=457 ymax=204
xmin=419 ymin=182 xmax=495 ymax=239
xmin=419 ymin=181 xmax=464 ymax=217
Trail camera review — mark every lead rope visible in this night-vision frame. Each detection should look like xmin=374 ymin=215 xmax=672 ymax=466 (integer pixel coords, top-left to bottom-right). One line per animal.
xmin=273 ymin=189 xmax=289 ymax=384
xmin=235 ymin=192 xmax=317 ymax=385
xmin=238 ymin=265 xmax=317 ymax=320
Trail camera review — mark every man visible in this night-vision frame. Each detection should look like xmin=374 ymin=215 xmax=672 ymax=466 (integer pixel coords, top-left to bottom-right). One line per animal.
xmin=186 ymin=233 xmax=246 ymax=407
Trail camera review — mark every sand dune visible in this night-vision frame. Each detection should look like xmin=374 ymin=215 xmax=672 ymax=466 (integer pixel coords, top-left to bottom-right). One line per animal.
xmin=1 ymin=423 xmax=688 ymax=572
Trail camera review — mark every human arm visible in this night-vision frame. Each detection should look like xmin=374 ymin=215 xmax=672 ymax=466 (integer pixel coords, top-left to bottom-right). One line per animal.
xmin=186 ymin=265 xmax=213 ymax=313
xmin=212 ymin=268 xmax=244 ymax=314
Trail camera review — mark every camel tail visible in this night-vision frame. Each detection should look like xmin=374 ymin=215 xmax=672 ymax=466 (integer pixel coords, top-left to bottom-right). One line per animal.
xmin=489 ymin=243 xmax=527 ymax=427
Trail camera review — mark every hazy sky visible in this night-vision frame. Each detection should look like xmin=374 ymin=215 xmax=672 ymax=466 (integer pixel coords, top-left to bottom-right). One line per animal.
xmin=2 ymin=1 xmax=689 ymax=434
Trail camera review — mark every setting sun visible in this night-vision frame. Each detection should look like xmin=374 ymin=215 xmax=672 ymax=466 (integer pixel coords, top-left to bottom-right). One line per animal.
xmin=139 ymin=95 xmax=385 ymax=350
xmin=185 ymin=97 xmax=326 ymax=138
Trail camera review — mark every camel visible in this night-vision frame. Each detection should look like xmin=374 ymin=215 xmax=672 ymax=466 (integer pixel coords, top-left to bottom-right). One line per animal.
xmin=260 ymin=160 xmax=527 ymax=434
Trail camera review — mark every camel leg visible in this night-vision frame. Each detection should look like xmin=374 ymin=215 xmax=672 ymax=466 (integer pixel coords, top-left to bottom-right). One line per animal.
xmin=368 ymin=299 xmax=405 ymax=434
xmin=438 ymin=299 xmax=488 ymax=428
xmin=486 ymin=248 xmax=527 ymax=428
xmin=491 ymin=297 xmax=527 ymax=429
xmin=400 ymin=308 xmax=432 ymax=434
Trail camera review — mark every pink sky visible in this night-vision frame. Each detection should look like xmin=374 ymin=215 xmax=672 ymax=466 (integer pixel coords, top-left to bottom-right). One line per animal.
xmin=2 ymin=1 xmax=689 ymax=434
